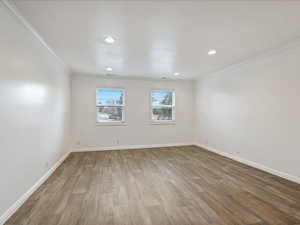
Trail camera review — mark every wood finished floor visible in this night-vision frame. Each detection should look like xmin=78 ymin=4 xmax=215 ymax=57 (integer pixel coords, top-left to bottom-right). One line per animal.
xmin=5 ymin=146 xmax=300 ymax=225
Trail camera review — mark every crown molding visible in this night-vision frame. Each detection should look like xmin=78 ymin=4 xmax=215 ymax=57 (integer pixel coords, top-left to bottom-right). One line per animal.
xmin=1 ymin=0 xmax=69 ymax=70
xmin=71 ymin=71 xmax=196 ymax=82
xmin=199 ymin=37 xmax=300 ymax=79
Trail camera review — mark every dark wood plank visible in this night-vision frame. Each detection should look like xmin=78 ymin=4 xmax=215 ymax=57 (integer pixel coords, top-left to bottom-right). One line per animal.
xmin=5 ymin=146 xmax=300 ymax=225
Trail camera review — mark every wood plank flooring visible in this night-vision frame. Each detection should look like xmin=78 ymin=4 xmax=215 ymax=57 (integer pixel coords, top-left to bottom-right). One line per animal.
xmin=5 ymin=145 xmax=300 ymax=225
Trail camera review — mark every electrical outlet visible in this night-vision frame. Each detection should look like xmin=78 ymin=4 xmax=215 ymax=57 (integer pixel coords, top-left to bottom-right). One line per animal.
xmin=116 ymin=139 xmax=119 ymax=144
xmin=76 ymin=141 xmax=81 ymax=146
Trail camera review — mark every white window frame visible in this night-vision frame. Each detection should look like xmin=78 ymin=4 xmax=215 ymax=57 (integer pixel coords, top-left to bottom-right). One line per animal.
xmin=150 ymin=89 xmax=176 ymax=125
xmin=96 ymin=88 xmax=126 ymax=126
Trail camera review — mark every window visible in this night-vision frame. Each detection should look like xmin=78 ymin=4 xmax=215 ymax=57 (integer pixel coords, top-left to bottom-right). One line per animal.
xmin=151 ymin=90 xmax=175 ymax=122
xmin=96 ymin=88 xmax=125 ymax=124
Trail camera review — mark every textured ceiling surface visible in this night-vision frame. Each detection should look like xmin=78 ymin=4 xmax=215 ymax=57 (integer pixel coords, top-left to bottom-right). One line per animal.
xmin=14 ymin=1 xmax=300 ymax=79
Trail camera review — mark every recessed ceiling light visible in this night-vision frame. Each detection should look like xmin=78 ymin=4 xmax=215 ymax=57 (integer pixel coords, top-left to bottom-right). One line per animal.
xmin=106 ymin=67 xmax=112 ymax=72
xmin=174 ymin=72 xmax=180 ymax=76
xmin=208 ymin=49 xmax=217 ymax=55
xmin=104 ymin=36 xmax=115 ymax=44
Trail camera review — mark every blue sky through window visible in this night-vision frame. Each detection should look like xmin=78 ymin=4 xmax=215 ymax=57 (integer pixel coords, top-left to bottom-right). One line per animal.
xmin=152 ymin=90 xmax=173 ymax=106
xmin=97 ymin=88 xmax=124 ymax=105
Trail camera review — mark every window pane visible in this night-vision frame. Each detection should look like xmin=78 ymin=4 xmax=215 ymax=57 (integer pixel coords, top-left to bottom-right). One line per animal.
xmin=96 ymin=88 xmax=124 ymax=105
xmin=152 ymin=107 xmax=173 ymax=121
xmin=152 ymin=90 xmax=173 ymax=106
xmin=97 ymin=106 xmax=123 ymax=122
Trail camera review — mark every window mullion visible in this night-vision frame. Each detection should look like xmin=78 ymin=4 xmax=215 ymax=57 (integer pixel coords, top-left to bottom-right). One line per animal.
xmin=151 ymin=90 xmax=175 ymax=122
xmin=96 ymin=88 xmax=125 ymax=123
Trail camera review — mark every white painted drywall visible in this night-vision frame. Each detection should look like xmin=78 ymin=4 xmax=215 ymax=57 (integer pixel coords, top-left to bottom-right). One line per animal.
xmin=195 ymin=42 xmax=300 ymax=180
xmin=0 ymin=2 xmax=71 ymax=217
xmin=71 ymin=74 xmax=195 ymax=150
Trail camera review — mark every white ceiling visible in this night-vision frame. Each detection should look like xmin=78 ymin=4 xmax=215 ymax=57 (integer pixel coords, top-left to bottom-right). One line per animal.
xmin=13 ymin=0 xmax=300 ymax=80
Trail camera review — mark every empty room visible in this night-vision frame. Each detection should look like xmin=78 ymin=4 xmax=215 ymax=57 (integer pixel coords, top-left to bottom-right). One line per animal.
xmin=1 ymin=0 xmax=300 ymax=224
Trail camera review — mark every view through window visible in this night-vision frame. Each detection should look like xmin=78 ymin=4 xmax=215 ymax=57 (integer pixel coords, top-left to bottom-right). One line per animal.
xmin=96 ymin=88 xmax=125 ymax=123
xmin=151 ymin=90 xmax=175 ymax=122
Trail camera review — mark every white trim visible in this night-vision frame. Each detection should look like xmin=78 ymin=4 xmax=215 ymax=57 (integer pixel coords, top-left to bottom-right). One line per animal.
xmin=72 ymin=143 xmax=194 ymax=152
xmin=1 ymin=0 xmax=68 ymax=69
xmin=96 ymin=121 xmax=127 ymax=126
xmin=96 ymin=88 xmax=126 ymax=125
xmin=150 ymin=90 xmax=176 ymax=123
xmin=0 ymin=152 xmax=70 ymax=225
xmin=3 ymin=142 xmax=300 ymax=225
xmin=195 ymin=143 xmax=300 ymax=185
xmin=72 ymin=72 xmax=195 ymax=81
xmin=200 ymin=38 xmax=300 ymax=79
xmin=151 ymin=121 xmax=176 ymax=125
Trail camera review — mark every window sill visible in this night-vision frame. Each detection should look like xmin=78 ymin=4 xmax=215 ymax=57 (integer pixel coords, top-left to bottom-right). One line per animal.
xmin=151 ymin=121 xmax=176 ymax=125
xmin=96 ymin=122 xmax=127 ymax=126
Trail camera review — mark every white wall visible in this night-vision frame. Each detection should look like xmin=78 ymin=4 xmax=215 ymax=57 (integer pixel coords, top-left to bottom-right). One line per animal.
xmin=0 ymin=1 xmax=71 ymax=218
xmin=2 ymin=0 xmax=300 ymax=221
xmin=71 ymin=74 xmax=195 ymax=150
xmin=195 ymin=42 xmax=300 ymax=182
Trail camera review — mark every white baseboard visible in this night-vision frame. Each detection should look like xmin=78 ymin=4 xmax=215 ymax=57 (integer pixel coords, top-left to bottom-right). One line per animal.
xmin=195 ymin=143 xmax=300 ymax=185
xmin=3 ymin=143 xmax=298 ymax=225
xmin=72 ymin=142 xmax=194 ymax=152
xmin=0 ymin=152 xmax=70 ymax=225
